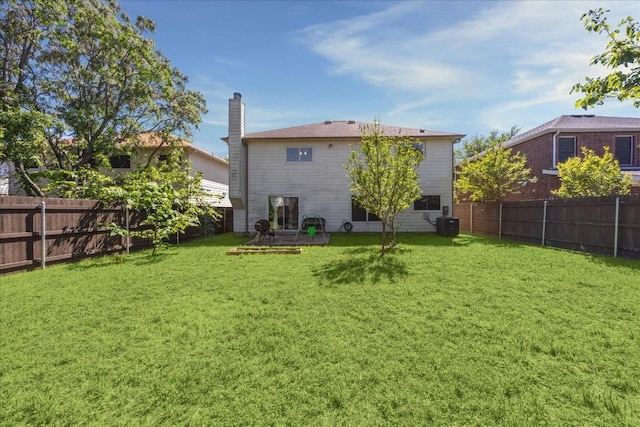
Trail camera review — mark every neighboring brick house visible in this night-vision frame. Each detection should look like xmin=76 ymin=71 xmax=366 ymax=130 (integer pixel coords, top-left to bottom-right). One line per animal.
xmin=223 ymin=93 xmax=464 ymax=235
xmin=500 ymin=115 xmax=640 ymax=201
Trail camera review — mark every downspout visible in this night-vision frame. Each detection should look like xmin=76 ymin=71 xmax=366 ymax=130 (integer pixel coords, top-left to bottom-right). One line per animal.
xmin=552 ymin=131 xmax=560 ymax=168
xmin=452 ymin=137 xmax=461 ymax=217
xmin=244 ymin=140 xmax=249 ymax=235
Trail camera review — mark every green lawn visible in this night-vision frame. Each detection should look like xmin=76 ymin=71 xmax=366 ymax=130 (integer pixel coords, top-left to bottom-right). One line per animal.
xmin=1 ymin=234 xmax=639 ymax=426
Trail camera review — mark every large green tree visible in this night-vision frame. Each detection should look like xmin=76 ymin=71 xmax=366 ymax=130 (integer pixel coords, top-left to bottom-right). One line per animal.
xmin=345 ymin=121 xmax=423 ymax=255
xmin=572 ymin=8 xmax=640 ymax=108
xmin=552 ymin=147 xmax=631 ymax=198
xmin=455 ymin=145 xmax=535 ymax=203
xmin=454 ymin=126 xmax=520 ymax=164
xmin=0 ymin=0 xmax=206 ymax=196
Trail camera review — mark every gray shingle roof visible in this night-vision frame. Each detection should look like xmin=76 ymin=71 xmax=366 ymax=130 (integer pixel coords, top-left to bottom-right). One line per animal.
xmin=505 ymin=115 xmax=640 ymax=148
xmin=242 ymin=121 xmax=463 ymax=140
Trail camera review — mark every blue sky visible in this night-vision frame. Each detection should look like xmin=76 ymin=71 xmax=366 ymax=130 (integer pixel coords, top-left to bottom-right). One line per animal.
xmin=120 ymin=0 xmax=639 ymax=157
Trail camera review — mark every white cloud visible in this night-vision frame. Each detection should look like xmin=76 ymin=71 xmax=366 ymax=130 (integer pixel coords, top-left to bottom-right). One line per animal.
xmin=294 ymin=1 xmax=472 ymax=94
xmin=294 ymin=0 xmax=638 ymax=130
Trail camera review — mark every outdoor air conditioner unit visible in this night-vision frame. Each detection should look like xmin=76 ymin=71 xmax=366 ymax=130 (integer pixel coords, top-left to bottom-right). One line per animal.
xmin=436 ymin=216 xmax=459 ymax=236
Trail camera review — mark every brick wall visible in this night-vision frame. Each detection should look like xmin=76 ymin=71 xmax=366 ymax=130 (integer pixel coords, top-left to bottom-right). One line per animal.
xmin=506 ymin=131 xmax=640 ymax=201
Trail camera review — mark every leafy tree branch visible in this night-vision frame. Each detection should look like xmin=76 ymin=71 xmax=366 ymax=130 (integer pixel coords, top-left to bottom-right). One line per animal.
xmin=572 ymin=8 xmax=640 ymax=108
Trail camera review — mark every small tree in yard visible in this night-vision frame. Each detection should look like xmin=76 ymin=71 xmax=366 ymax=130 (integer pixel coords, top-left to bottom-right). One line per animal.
xmin=104 ymin=154 xmax=220 ymax=255
xmin=552 ymin=147 xmax=631 ymax=198
xmin=455 ymin=146 xmax=535 ymax=203
xmin=454 ymin=126 xmax=520 ymax=163
xmin=345 ymin=121 xmax=423 ymax=255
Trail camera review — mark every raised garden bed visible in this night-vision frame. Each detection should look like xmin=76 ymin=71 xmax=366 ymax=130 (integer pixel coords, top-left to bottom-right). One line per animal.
xmin=226 ymin=246 xmax=302 ymax=255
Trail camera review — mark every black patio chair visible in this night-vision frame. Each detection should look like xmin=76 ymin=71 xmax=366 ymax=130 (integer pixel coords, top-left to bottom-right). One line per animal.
xmin=255 ymin=219 xmax=275 ymax=242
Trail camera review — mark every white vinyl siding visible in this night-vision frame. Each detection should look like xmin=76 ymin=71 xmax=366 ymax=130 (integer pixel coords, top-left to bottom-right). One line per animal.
xmin=245 ymin=138 xmax=454 ymax=233
xmin=189 ymin=152 xmax=229 ymax=184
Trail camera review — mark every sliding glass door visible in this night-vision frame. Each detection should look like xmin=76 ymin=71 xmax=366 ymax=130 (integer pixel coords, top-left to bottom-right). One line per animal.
xmin=268 ymin=196 xmax=299 ymax=230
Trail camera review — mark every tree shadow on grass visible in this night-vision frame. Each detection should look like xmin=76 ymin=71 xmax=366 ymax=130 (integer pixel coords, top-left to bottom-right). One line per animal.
xmin=585 ymin=253 xmax=640 ymax=272
xmin=65 ymin=251 xmax=172 ymax=271
xmin=131 ymin=253 xmax=172 ymax=266
xmin=328 ymin=233 xmax=474 ymax=248
xmin=313 ymin=247 xmax=410 ymax=286
xmin=176 ymin=234 xmax=247 ymax=248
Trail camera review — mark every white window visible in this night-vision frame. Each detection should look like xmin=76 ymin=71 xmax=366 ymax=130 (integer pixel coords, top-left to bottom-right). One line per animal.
xmin=286 ymin=147 xmax=312 ymax=162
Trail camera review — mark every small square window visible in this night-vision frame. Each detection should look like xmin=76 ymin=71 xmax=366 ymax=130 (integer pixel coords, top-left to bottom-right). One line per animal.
xmin=414 ymin=195 xmax=441 ymax=211
xmin=287 ymin=147 xmax=312 ymax=162
xmin=411 ymin=142 xmax=425 ymax=156
xmin=109 ymin=155 xmax=131 ymax=169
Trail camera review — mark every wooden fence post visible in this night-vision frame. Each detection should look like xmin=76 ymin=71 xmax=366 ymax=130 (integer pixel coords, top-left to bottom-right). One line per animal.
xmin=40 ymin=201 xmax=46 ymax=269
xmin=125 ymin=205 xmax=130 ymax=254
xmin=614 ymin=197 xmax=620 ymax=258
xmin=470 ymin=203 xmax=473 ymax=235
xmin=499 ymin=203 xmax=503 ymax=239
xmin=541 ymin=200 xmax=547 ymax=247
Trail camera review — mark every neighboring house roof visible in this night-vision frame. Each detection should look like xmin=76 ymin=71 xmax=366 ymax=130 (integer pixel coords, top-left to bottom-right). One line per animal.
xmin=224 ymin=120 xmax=464 ymax=140
xmin=504 ymin=115 xmax=640 ymax=148
xmin=136 ymin=133 xmax=228 ymax=166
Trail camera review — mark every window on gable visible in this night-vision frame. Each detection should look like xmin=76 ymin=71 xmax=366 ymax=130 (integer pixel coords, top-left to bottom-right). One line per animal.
xmin=413 ymin=195 xmax=441 ymax=211
xmin=109 ymin=155 xmax=131 ymax=169
xmin=351 ymin=197 xmax=380 ymax=222
xmin=557 ymin=137 xmax=576 ymax=164
xmin=286 ymin=147 xmax=312 ymax=162
xmin=615 ymin=136 xmax=633 ymax=166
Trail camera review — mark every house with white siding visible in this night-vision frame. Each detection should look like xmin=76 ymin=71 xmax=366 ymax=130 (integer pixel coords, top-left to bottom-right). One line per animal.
xmin=223 ymin=93 xmax=464 ymax=235
xmin=115 ymin=134 xmax=231 ymax=208
xmin=0 ymin=162 xmax=9 ymax=195
xmin=3 ymin=134 xmax=231 ymax=208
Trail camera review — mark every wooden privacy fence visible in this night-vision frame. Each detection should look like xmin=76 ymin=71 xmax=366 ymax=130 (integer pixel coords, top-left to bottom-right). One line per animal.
xmin=0 ymin=196 xmax=233 ymax=274
xmin=454 ymin=196 xmax=640 ymax=259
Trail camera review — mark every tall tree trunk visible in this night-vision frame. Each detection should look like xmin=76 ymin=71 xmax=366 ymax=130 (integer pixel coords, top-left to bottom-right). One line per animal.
xmin=380 ymin=221 xmax=386 ymax=256
xmin=389 ymin=218 xmax=397 ymax=248
xmin=14 ymin=163 xmax=44 ymax=196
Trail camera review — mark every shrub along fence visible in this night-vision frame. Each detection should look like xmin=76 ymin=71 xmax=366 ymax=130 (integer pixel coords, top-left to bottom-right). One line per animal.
xmin=0 ymin=196 xmax=232 ymax=274
xmin=454 ymin=196 xmax=640 ymax=259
